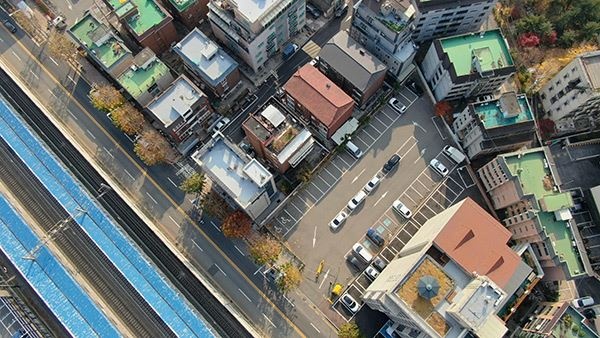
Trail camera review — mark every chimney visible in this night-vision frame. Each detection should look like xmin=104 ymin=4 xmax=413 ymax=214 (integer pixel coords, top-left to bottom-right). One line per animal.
xmin=326 ymin=83 xmax=331 ymax=89
xmin=359 ymin=49 xmax=365 ymax=56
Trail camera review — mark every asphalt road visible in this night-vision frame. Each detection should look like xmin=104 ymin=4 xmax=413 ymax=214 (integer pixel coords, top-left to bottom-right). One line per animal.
xmin=0 ymin=9 xmax=340 ymax=338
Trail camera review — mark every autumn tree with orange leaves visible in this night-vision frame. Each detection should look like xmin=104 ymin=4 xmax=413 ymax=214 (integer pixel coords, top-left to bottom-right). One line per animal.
xmin=221 ymin=210 xmax=252 ymax=238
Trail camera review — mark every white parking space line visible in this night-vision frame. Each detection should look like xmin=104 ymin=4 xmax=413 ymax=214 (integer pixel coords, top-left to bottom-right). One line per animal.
xmin=432 ymin=116 xmax=447 ymax=140
xmin=336 ymin=155 xmax=351 ymax=167
xmin=414 ymin=178 xmax=429 ymax=190
xmin=398 ymin=91 xmax=411 ymax=103
xmin=410 ymin=187 xmax=424 ymax=198
xmin=428 ymin=195 xmax=445 ymax=209
xmin=368 ymin=123 xmax=383 ymax=134
xmin=353 ymin=133 xmax=371 ymax=146
xmin=404 ymin=194 xmax=418 ymax=205
xmin=304 ymin=189 xmax=319 ymax=202
xmin=314 ymin=175 xmax=332 ymax=189
xmin=361 ymin=128 xmax=378 ymax=141
xmin=330 ymin=160 xmax=344 ymax=173
xmin=290 ymin=200 xmax=308 ymax=212
xmin=283 ymin=209 xmax=297 ymax=222
xmin=321 ymin=167 xmax=337 ymax=180
xmin=310 ymin=182 xmax=325 ymax=194
xmin=423 ymin=203 xmax=436 ymax=215
xmin=448 ymin=175 xmax=465 ymax=191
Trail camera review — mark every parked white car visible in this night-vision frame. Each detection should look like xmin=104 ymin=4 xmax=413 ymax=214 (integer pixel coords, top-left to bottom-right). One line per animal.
xmin=329 ymin=211 xmax=348 ymax=230
xmin=365 ymin=265 xmax=380 ymax=281
xmin=341 ymin=293 xmax=360 ymax=313
xmin=212 ymin=117 xmax=231 ymax=134
xmin=430 ymin=158 xmax=449 ymax=177
xmin=392 ymin=200 xmax=412 ymax=219
xmin=352 ymin=243 xmax=373 ymax=263
xmin=347 ymin=190 xmax=367 ymax=211
xmin=572 ymin=296 xmax=595 ymax=308
xmin=388 ymin=97 xmax=407 ymax=114
xmin=363 ymin=175 xmax=380 ymax=194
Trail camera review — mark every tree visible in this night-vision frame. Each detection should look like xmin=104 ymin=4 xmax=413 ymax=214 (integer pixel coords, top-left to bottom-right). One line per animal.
xmin=134 ymin=130 xmax=169 ymax=166
xmin=180 ymin=172 xmax=206 ymax=195
xmin=12 ymin=11 xmax=38 ymax=36
xmin=580 ymin=21 xmax=600 ymax=41
xmin=538 ymin=118 xmax=556 ymax=139
xmin=46 ymin=31 xmax=77 ymax=62
xmin=338 ymin=322 xmax=362 ymax=338
xmin=201 ymin=189 xmax=230 ymax=221
xmin=515 ymin=15 xmax=553 ymax=37
xmin=89 ymin=84 xmax=125 ymax=112
xmin=249 ymin=236 xmax=282 ymax=265
xmin=221 ymin=210 xmax=252 ymax=238
xmin=519 ymin=33 xmax=541 ymax=48
xmin=276 ymin=262 xmax=301 ymax=292
xmin=111 ymin=103 xmax=144 ymax=135
xmin=434 ymin=101 xmax=453 ymax=123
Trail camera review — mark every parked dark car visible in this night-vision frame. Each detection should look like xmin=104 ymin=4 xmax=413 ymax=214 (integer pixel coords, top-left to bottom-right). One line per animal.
xmin=3 ymin=20 xmax=17 ymax=33
xmin=372 ymin=257 xmax=387 ymax=272
xmin=366 ymin=228 xmax=385 ymax=247
xmin=347 ymin=255 xmax=363 ymax=271
xmin=383 ymin=154 xmax=401 ymax=173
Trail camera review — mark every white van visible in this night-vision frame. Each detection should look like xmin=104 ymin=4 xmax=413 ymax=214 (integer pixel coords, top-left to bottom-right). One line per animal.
xmin=443 ymin=145 xmax=466 ymax=164
xmin=345 ymin=141 xmax=363 ymax=158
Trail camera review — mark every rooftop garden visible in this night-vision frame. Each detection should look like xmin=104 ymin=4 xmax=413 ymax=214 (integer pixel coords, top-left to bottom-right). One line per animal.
xmin=271 ymin=127 xmax=298 ymax=153
xmin=379 ymin=19 xmax=406 ymax=33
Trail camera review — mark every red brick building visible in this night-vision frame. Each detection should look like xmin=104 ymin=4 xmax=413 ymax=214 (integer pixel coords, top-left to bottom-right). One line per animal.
xmin=283 ymin=65 xmax=354 ymax=139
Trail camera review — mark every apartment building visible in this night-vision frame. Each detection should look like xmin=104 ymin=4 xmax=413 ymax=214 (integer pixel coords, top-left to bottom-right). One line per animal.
xmin=207 ymin=0 xmax=306 ymax=72
xmin=520 ymin=301 xmax=598 ymax=337
xmin=242 ymin=99 xmax=315 ymax=173
xmin=317 ymin=31 xmax=387 ymax=106
xmin=539 ymin=50 xmax=600 ymax=135
xmin=478 ymin=148 xmax=589 ymax=280
xmin=116 ymin=48 xmax=175 ymax=106
xmin=283 ymin=64 xmax=354 ymax=139
xmin=420 ymin=29 xmax=515 ymax=102
xmin=411 ymin=0 xmax=497 ymax=43
xmin=192 ymin=135 xmax=278 ymax=220
xmin=363 ymin=198 xmax=542 ymax=338
xmin=146 ymin=75 xmax=214 ymax=151
xmin=162 ymin=0 xmax=209 ymax=29
xmin=104 ymin=0 xmax=177 ymax=54
xmin=173 ymin=28 xmax=241 ymax=97
xmin=349 ymin=0 xmax=417 ymax=80
xmin=69 ymin=14 xmax=134 ymax=77
xmin=452 ymin=92 xmax=537 ymax=160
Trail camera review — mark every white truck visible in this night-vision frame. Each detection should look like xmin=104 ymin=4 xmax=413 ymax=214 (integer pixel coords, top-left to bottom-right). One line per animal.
xmin=443 ymin=145 xmax=466 ymax=164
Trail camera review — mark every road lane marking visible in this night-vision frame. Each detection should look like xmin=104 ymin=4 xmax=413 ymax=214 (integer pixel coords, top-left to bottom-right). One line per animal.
xmin=283 ymin=294 xmax=295 ymax=307
xmin=67 ymin=110 xmax=78 ymax=120
xmin=0 ymin=38 xmax=310 ymax=338
xmin=310 ymin=323 xmax=321 ymax=333
xmin=234 ymin=245 xmax=244 ymax=256
xmin=351 ymin=168 xmax=366 ymax=183
xmin=145 ymin=192 xmax=158 ymax=204
xmin=85 ymin=129 xmax=96 ymax=140
xmin=191 ymin=239 xmax=203 ymax=252
xmin=215 ymin=264 xmax=227 ymax=276
xmin=47 ymin=88 xmax=57 ymax=98
xmin=210 ymin=221 xmax=221 ymax=232
xmin=67 ymin=75 xmax=76 ymax=83
xmin=318 ymin=269 xmax=329 ymax=289
xmin=103 ymin=146 xmax=114 ymax=158
xmin=263 ymin=313 xmax=277 ymax=328
xmin=373 ymin=191 xmax=388 ymax=207
xmin=48 ymin=56 xmax=58 ymax=66
xmin=312 ymin=226 xmax=317 ymax=248
xmin=11 ymin=51 xmax=21 ymax=61
xmin=29 ymin=70 xmax=39 ymax=80
xmin=123 ymin=168 xmax=135 ymax=180
xmin=238 ymin=288 xmax=252 ymax=302
xmin=167 ymin=177 xmax=178 ymax=188
xmin=168 ymin=215 xmax=180 ymax=228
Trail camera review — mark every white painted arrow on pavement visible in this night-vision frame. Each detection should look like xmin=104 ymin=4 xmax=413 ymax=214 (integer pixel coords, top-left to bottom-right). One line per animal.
xmin=373 ymin=191 xmax=388 ymax=206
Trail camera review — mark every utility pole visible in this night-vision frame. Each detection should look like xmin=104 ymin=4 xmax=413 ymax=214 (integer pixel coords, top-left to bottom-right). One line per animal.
xmin=23 ymin=184 xmax=111 ymax=260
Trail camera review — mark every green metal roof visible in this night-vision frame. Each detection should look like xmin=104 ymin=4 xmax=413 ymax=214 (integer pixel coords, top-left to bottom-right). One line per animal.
xmin=69 ymin=14 xmax=131 ymax=69
xmin=108 ymin=0 xmax=167 ymax=36
xmin=440 ymin=29 xmax=514 ymax=77
xmin=503 ymin=149 xmax=583 ymax=278
xmin=117 ymin=59 xmax=169 ymax=98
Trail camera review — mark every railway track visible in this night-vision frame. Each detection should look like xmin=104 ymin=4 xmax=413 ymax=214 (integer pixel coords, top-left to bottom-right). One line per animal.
xmin=0 ymin=68 xmax=252 ymax=338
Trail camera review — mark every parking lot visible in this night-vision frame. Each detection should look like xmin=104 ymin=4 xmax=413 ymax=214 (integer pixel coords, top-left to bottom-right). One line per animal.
xmin=330 ymin=155 xmax=477 ymax=322
xmin=269 ymin=87 xmax=420 ymax=237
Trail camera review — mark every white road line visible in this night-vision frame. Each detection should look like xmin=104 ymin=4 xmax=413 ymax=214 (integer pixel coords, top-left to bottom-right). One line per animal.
xmin=211 ymin=221 xmax=221 ymax=232
xmin=360 ymin=129 xmax=377 ymax=141
xmin=145 ymin=192 xmax=158 ymax=204
xmin=168 ymin=215 xmax=180 ymax=228
xmin=234 ymin=245 xmax=245 ymax=256
xmin=67 ymin=110 xmax=78 ymax=120
xmin=29 ymin=70 xmax=39 ymax=80
xmin=263 ymin=313 xmax=277 ymax=328
xmin=191 ymin=239 xmax=203 ymax=252
xmin=352 ymin=168 xmax=366 ymax=183
xmin=67 ymin=75 xmax=76 ymax=83
xmin=288 ymin=201 xmax=304 ymax=214
xmin=368 ymin=123 xmax=383 ymax=134
xmin=167 ymin=177 xmax=178 ymax=188
xmin=372 ymin=114 xmax=387 ymax=126
xmin=48 ymin=56 xmax=58 ymax=66
xmin=103 ymin=147 xmax=114 ymax=158
xmin=283 ymin=209 xmax=297 ymax=222
xmin=310 ymin=323 xmax=321 ymax=333
xmin=330 ymin=160 xmax=344 ymax=173
xmin=336 ymin=154 xmax=351 ymax=167
xmin=310 ymin=182 xmax=325 ymax=194
xmin=47 ymin=88 xmax=57 ymax=98
xmin=321 ymin=167 xmax=337 ymax=180
xmin=215 ymin=264 xmax=227 ymax=276
xmin=238 ymin=289 xmax=252 ymax=303
xmin=283 ymin=294 xmax=295 ymax=307
xmin=11 ymin=51 xmax=21 ymax=61
xmin=410 ymin=186 xmax=424 ymax=198
xmin=85 ymin=129 xmax=97 ymax=140
xmin=314 ymin=175 xmax=332 ymax=188
xmin=432 ymin=116 xmax=447 ymax=140
xmin=123 ymin=168 xmax=135 ymax=180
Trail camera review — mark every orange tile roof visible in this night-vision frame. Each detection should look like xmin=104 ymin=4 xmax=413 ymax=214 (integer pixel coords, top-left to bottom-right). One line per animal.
xmin=284 ymin=64 xmax=354 ymax=128
xmin=433 ymin=198 xmax=521 ymax=289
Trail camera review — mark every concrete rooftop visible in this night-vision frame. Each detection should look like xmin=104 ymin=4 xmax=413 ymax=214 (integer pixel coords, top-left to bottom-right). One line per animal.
xmin=146 ymin=75 xmax=203 ymax=127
